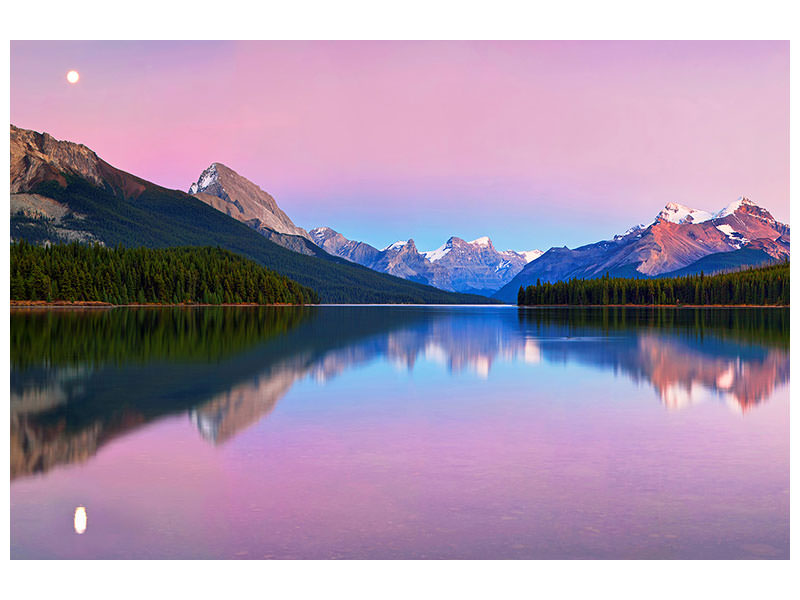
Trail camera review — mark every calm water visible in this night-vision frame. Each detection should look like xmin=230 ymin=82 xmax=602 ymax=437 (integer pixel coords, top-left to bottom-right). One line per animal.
xmin=10 ymin=306 xmax=789 ymax=559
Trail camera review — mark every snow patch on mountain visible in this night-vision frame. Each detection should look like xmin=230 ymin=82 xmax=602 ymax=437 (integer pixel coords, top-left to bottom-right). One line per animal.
xmin=519 ymin=250 xmax=544 ymax=263
xmin=470 ymin=236 xmax=491 ymax=246
xmin=194 ymin=163 xmax=219 ymax=193
xmin=716 ymin=224 xmax=736 ymax=237
xmin=423 ymin=244 xmax=451 ymax=262
xmin=716 ymin=224 xmax=749 ymax=247
xmin=309 ymin=227 xmax=335 ymax=244
xmin=383 ymin=240 xmax=408 ymax=251
xmin=656 ymin=202 xmax=714 ymax=225
xmin=614 ymin=224 xmax=646 ymax=240
xmin=715 ymin=196 xmax=754 ymax=219
xmin=495 ymin=259 xmax=513 ymax=272
xmin=651 ymin=196 xmax=767 ymax=228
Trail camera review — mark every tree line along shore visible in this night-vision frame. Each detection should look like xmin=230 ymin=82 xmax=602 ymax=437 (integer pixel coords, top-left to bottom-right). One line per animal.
xmin=10 ymin=241 xmax=320 ymax=306
xmin=9 ymin=241 xmax=788 ymax=308
xmin=516 ymin=262 xmax=788 ymax=306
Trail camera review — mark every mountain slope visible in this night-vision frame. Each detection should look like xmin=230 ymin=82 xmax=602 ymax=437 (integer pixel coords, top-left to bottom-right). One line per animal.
xmin=188 ymin=163 xmax=320 ymax=255
xmin=495 ymin=198 xmax=789 ymax=302
xmin=310 ymin=226 xmax=384 ymax=266
xmin=9 ymin=125 xmax=495 ymax=304
xmin=310 ymin=227 xmax=541 ymax=295
xmin=654 ymin=248 xmax=776 ymax=279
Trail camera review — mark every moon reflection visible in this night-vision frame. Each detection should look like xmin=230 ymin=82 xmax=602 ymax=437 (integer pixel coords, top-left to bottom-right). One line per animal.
xmin=74 ymin=506 xmax=87 ymax=534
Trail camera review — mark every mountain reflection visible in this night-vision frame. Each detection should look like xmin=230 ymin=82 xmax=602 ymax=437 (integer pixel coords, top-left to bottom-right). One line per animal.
xmin=516 ymin=308 xmax=788 ymax=412
xmin=10 ymin=306 xmax=788 ymax=479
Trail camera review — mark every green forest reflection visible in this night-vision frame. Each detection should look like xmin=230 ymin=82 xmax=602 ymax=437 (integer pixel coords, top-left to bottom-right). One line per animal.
xmin=516 ymin=306 xmax=789 ymax=350
xmin=11 ymin=306 xmax=313 ymax=368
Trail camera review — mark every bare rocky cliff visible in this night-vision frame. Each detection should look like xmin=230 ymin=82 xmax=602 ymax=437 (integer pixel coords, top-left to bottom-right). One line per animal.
xmin=188 ymin=163 xmax=311 ymax=242
xmin=11 ymin=124 xmax=105 ymax=192
xmin=11 ymin=124 xmax=147 ymax=198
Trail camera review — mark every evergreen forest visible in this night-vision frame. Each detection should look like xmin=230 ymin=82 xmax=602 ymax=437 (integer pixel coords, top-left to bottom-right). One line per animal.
xmin=517 ymin=262 xmax=789 ymax=306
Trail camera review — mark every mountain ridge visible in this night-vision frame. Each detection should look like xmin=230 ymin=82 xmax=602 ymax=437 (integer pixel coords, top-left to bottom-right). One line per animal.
xmin=9 ymin=124 xmax=497 ymax=305
xmin=494 ymin=196 xmax=789 ymax=302
xmin=309 ymin=226 xmax=542 ymax=295
xmin=10 ymin=124 xmax=788 ymax=305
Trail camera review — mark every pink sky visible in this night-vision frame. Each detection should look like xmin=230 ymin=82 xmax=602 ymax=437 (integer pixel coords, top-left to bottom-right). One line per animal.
xmin=10 ymin=41 xmax=789 ymax=251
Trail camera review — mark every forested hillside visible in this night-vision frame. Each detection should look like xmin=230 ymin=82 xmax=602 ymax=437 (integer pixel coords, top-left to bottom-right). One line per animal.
xmin=10 ymin=241 xmax=320 ymax=305
xmin=12 ymin=176 xmax=494 ymax=304
xmin=517 ymin=262 xmax=789 ymax=306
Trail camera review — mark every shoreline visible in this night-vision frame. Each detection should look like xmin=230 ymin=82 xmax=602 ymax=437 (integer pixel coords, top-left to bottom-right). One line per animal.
xmin=10 ymin=301 xmax=787 ymax=309
xmin=10 ymin=300 xmax=310 ymax=308
xmin=516 ymin=303 xmax=788 ymax=308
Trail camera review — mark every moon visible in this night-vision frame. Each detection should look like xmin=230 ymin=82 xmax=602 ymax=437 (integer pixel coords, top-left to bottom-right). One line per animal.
xmin=66 ymin=70 xmax=80 ymax=84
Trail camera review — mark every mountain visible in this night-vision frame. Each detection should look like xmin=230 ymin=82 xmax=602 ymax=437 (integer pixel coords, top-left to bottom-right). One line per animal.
xmin=651 ymin=247 xmax=777 ymax=279
xmin=310 ymin=226 xmax=383 ymax=265
xmin=494 ymin=198 xmax=789 ymax=302
xmin=188 ymin=163 xmax=319 ymax=255
xmin=310 ymin=227 xmax=542 ymax=295
xmin=9 ymin=125 xmax=495 ymax=304
xmin=423 ymin=236 xmax=541 ymax=295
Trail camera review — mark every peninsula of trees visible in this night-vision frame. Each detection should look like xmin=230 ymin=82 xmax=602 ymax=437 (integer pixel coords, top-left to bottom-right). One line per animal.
xmin=517 ymin=262 xmax=788 ymax=306
xmin=10 ymin=241 xmax=320 ymax=305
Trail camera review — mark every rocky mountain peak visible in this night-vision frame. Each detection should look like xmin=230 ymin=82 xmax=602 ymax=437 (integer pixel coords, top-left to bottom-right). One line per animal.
xmin=309 ymin=226 xmax=338 ymax=242
xmin=11 ymin=124 xmax=105 ymax=193
xmin=188 ymin=163 xmax=311 ymax=241
xmin=10 ymin=124 xmax=149 ymax=199
xmin=715 ymin=196 xmax=753 ymax=217
xmin=308 ymin=227 xmax=348 ymax=253
xmin=188 ymin=163 xmax=221 ymax=195
xmin=655 ymin=202 xmax=713 ymax=225
xmin=383 ymin=240 xmax=409 ymax=252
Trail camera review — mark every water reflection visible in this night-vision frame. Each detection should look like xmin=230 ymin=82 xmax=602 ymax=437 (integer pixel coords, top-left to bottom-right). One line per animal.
xmin=10 ymin=306 xmax=789 ymax=480
xmin=74 ymin=506 xmax=87 ymax=534
xmin=516 ymin=309 xmax=788 ymax=413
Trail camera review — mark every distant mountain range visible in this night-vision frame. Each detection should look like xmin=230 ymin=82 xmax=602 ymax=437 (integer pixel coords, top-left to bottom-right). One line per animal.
xmin=10 ymin=124 xmax=788 ymax=304
xmin=493 ymin=198 xmax=789 ymax=302
xmin=310 ymin=227 xmax=542 ymax=295
xmin=184 ymin=162 xmax=544 ymax=295
xmin=9 ymin=125 xmax=494 ymax=304
xmin=311 ymin=194 xmax=788 ymax=301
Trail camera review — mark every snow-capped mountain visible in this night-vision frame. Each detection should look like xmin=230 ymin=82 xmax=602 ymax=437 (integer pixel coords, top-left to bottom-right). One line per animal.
xmin=188 ymin=163 xmax=317 ymax=254
xmin=309 ymin=227 xmax=542 ymax=295
xmin=310 ymin=226 xmax=383 ymax=265
xmin=519 ymin=249 xmax=545 ymax=263
xmin=419 ymin=236 xmax=539 ymax=294
xmin=495 ymin=196 xmax=789 ymax=302
xmin=181 ymin=162 xmax=786 ymax=302
xmin=655 ymin=202 xmax=715 ymax=225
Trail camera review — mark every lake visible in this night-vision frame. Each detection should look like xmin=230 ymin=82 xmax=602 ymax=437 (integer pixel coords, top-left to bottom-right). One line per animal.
xmin=10 ymin=305 xmax=789 ymax=559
